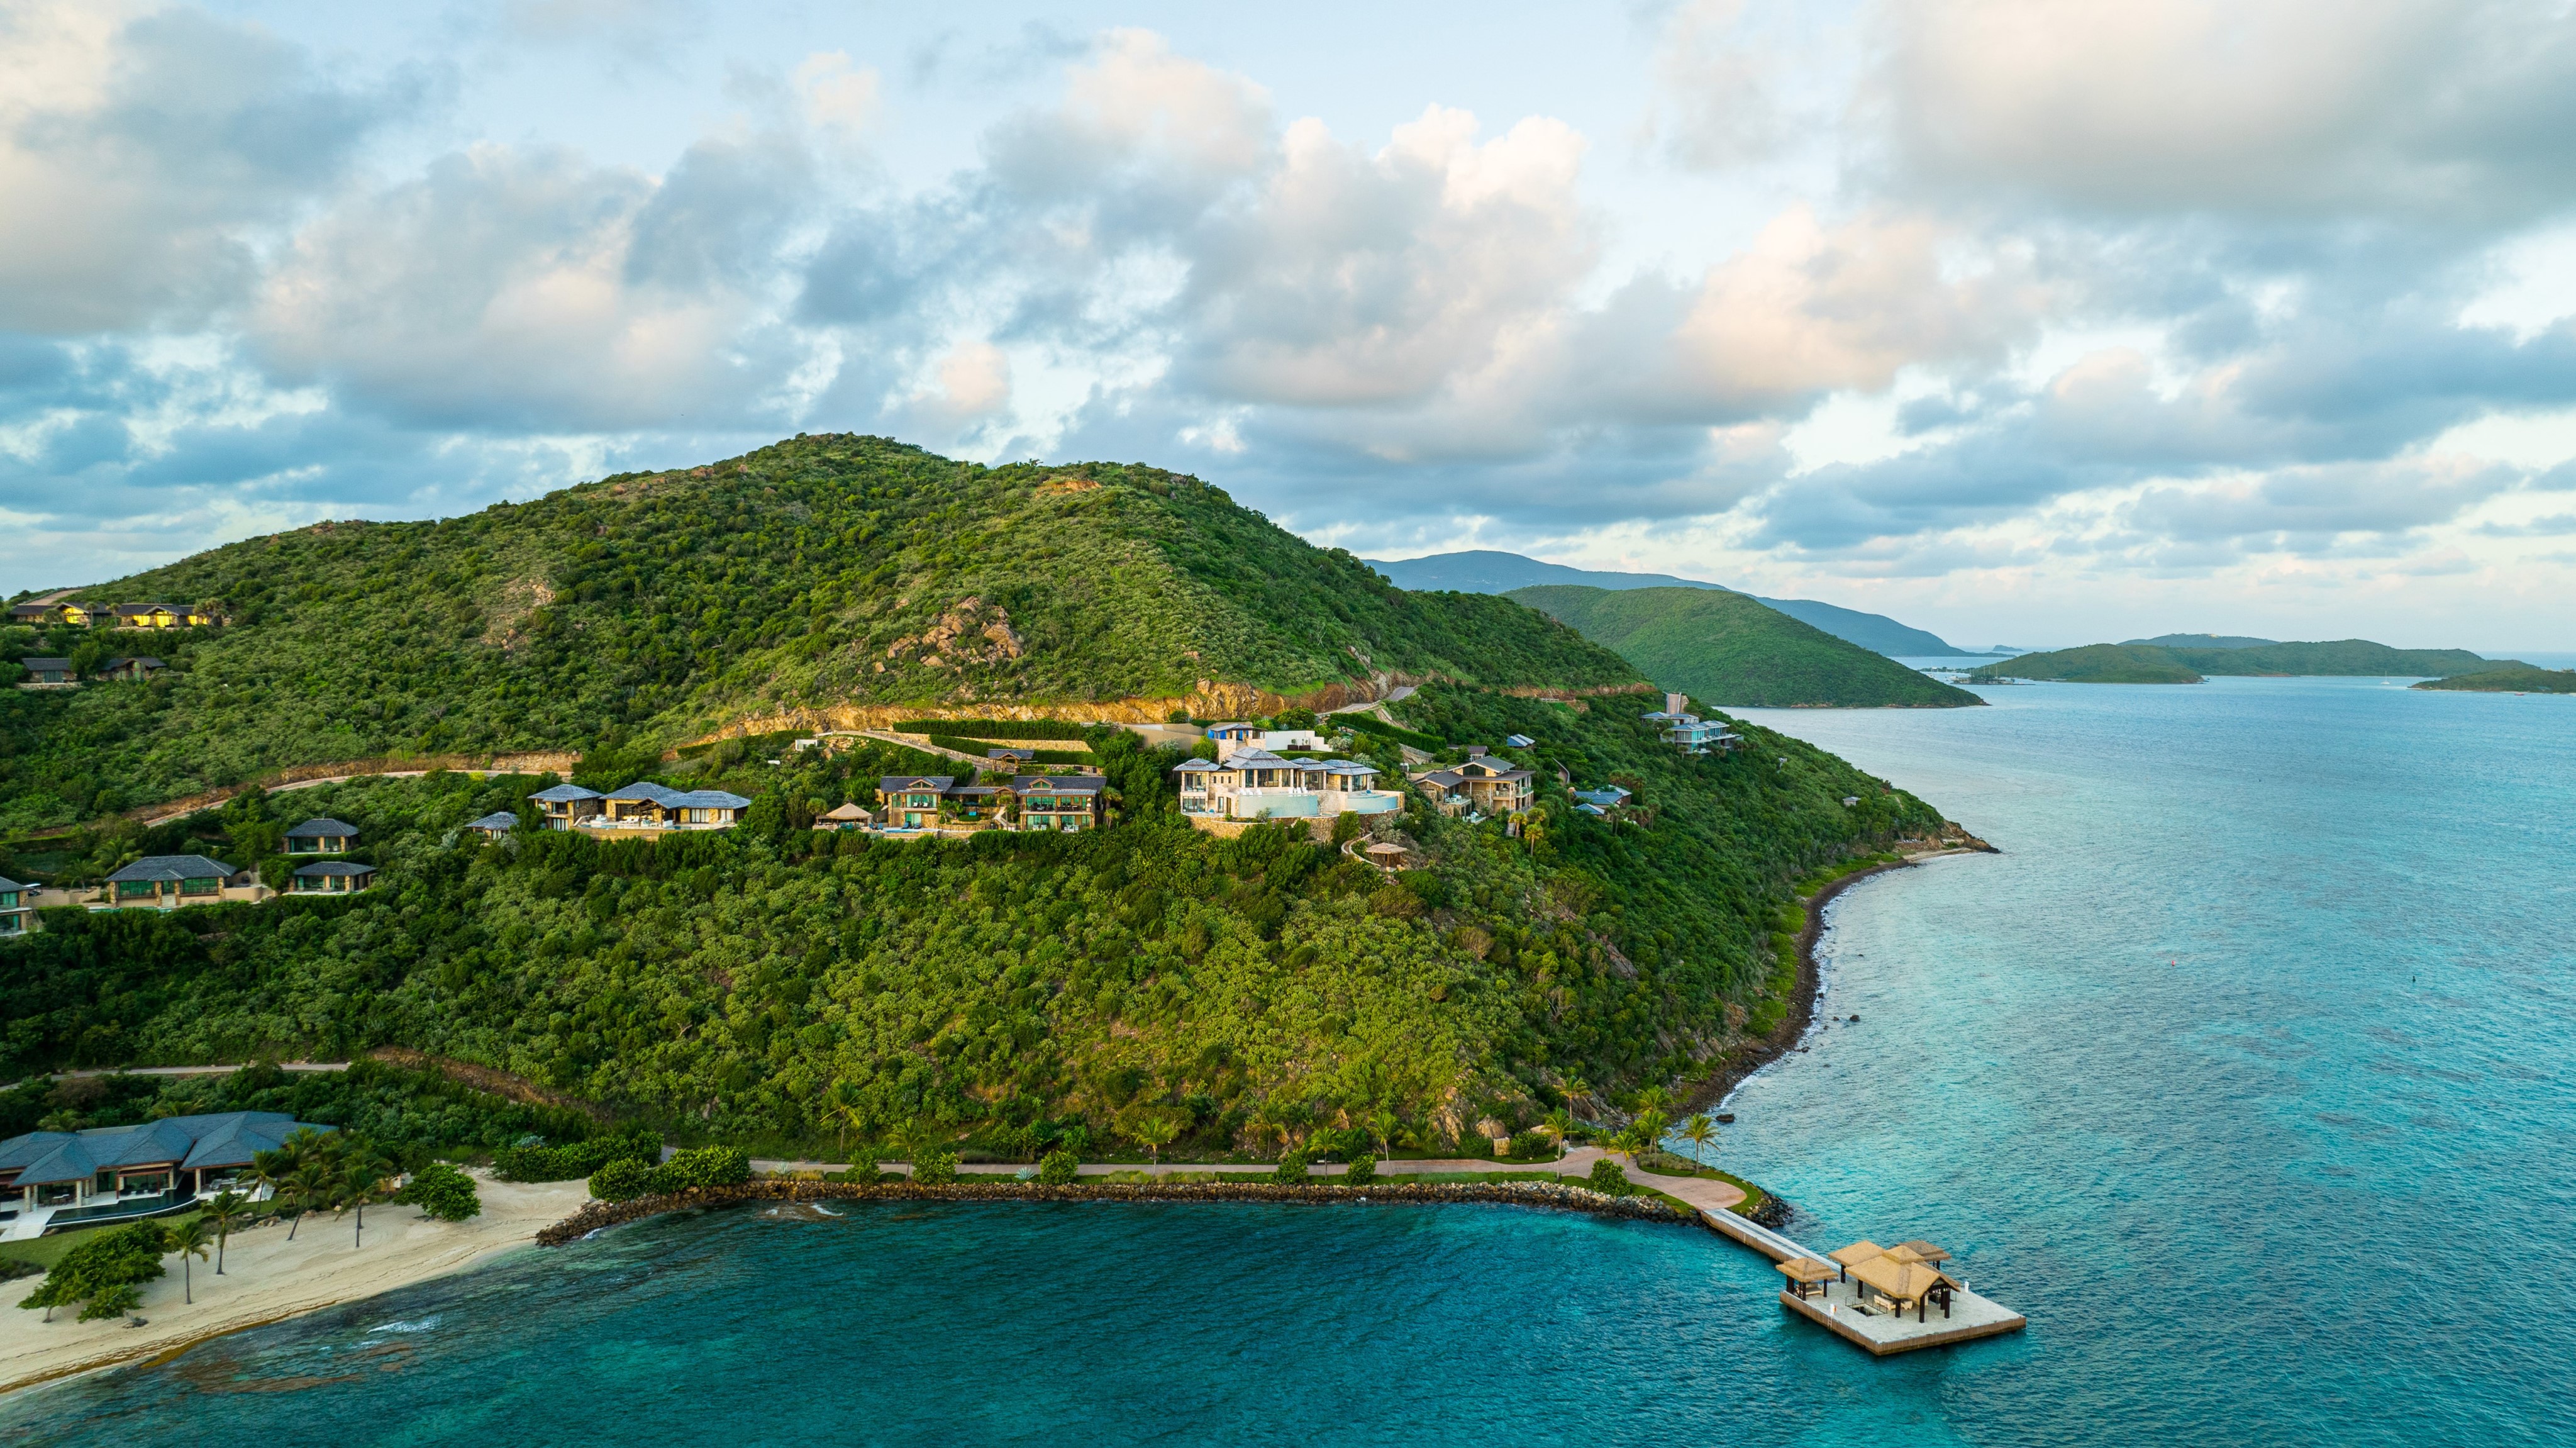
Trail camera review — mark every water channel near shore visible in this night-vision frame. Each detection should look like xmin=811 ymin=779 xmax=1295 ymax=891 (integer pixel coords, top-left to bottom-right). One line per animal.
xmin=3 ymin=675 xmax=2568 ymax=1444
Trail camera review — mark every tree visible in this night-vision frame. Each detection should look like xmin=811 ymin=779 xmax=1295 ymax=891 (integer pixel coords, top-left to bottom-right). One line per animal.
xmin=1542 ymin=1107 xmax=1575 ymax=1145
xmin=79 ymin=1282 xmax=143 ymax=1323
xmin=823 ymin=1079 xmax=869 ymax=1152
xmin=1345 ymin=1154 xmax=1378 ymax=1185
xmin=337 ymin=1144 xmax=395 ymax=1249
xmin=1037 ymin=1149 xmax=1079 ymax=1186
xmin=394 ymin=1162 xmax=482 ymax=1222
xmin=1368 ymin=1105 xmax=1399 ymax=1156
xmin=1133 ymin=1115 xmax=1179 ymax=1165
xmin=201 ymin=1191 xmax=250 ymax=1275
xmin=164 ymin=1217 xmax=213 ymax=1304
xmin=589 ymin=1157 xmax=654 ymax=1201
xmin=1680 ymin=1114 xmax=1716 ymax=1170
xmin=1274 ymin=1150 xmax=1309 ymax=1184
xmin=284 ymin=1164 xmax=332 ymax=1241
xmin=1587 ymin=1157 xmax=1632 ymax=1196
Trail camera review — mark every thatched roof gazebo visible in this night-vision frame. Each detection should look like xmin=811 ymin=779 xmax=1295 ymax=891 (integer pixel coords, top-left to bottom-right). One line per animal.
xmin=1828 ymin=1240 xmax=1886 ymax=1281
xmin=1775 ymin=1257 xmax=1839 ymax=1300
xmin=1894 ymin=1239 xmax=1952 ymax=1265
xmin=1849 ymin=1254 xmax=1963 ymax=1323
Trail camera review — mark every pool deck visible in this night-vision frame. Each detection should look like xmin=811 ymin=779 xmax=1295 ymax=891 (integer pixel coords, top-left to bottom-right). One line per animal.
xmin=1696 ymin=1195 xmax=2027 ymax=1356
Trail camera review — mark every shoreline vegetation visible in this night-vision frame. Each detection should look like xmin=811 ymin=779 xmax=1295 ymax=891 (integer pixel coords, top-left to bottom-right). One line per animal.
xmin=1969 ymin=638 xmax=2526 ymax=686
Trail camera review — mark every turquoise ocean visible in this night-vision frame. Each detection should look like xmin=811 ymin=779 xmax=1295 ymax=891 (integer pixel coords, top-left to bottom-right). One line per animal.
xmin=5 ymin=676 xmax=2570 ymax=1445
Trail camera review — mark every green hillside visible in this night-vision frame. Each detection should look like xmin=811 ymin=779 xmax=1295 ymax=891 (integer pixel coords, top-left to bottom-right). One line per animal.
xmin=2412 ymin=666 xmax=2576 ymax=693
xmin=1970 ymin=644 xmax=2206 ymax=683
xmin=1505 ymin=586 xmax=1982 ymax=708
xmin=1977 ymin=638 xmax=2522 ymax=684
xmin=0 ymin=687 xmax=1945 ymax=1160
xmin=0 ymin=436 xmax=1639 ymax=832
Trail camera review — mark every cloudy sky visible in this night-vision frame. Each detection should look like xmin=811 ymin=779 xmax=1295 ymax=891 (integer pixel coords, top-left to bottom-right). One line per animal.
xmin=4 ymin=0 xmax=2573 ymax=650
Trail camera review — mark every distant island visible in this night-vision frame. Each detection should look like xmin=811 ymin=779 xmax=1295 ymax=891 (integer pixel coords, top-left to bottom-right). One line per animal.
xmin=2411 ymin=665 xmax=2576 ymax=694
xmin=2120 ymin=633 xmax=2280 ymax=650
xmin=1972 ymin=638 xmax=2526 ymax=684
xmin=1365 ymin=549 xmax=1988 ymax=658
xmin=1507 ymin=585 xmax=1984 ymax=708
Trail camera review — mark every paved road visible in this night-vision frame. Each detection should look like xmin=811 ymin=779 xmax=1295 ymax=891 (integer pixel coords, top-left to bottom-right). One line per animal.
xmin=2 ymin=1061 xmax=349 ymax=1093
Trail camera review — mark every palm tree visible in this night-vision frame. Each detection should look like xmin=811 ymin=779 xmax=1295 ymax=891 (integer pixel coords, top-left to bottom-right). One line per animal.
xmin=284 ymin=1162 xmax=331 ymax=1240
xmin=1368 ymin=1105 xmax=1399 ymax=1156
xmin=339 ymin=1146 xmax=394 ymax=1249
xmin=1680 ymin=1114 xmax=1716 ymax=1171
xmin=1133 ymin=1115 xmax=1179 ymax=1166
xmin=823 ymin=1081 xmax=867 ymax=1155
xmin=201 ymin=1190 xmax=250 ymax=1275
xmin=165 ymin=1216 xmax=213 ymax=1303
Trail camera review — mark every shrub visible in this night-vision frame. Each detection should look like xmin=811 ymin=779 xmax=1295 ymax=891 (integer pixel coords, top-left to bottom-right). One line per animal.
xmin=1345 ymin=1154 xmax=1377 ymax=1184
xmin=395 ymin=1161 xmax=483 ymax=1221
xmin=1306 ymin=1126 xmax=1368 ymax=1161
xmin=588 ymin=1157 xmax=654 ymax=1201
xmin=1587 ymin=1159 xmax=1633 ymax=1196
xmin=1507 ymin=1130 xmax=1554 ymax=1161
xmin=496 ymin=1128 xmax=662 ymax=1183
xmin=1274 ymin=1151 xmax=1309 ymax=1184
xmin=911 ymin=1151 xmax=959 ymax=1186
xmin=1038 ymin=1150 xmax=1079 ymax=1186
xmin=18 ymin=1222 xmax=167 ymax=1321
xmin=79 ymin=1282 xmax=145 ymax=1322
xmin=656 ymin=1145 xmax=751 ymax=1191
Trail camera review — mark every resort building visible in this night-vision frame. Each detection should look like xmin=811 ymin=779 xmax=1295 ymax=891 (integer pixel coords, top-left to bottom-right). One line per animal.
xmin=596 ymin=782 xmax=752 ymax=830
xmin=284 ymin=818 xmax=358 ymax=855
xmin=1203 ymin=722 xmax=1261 ymax=754
xmin=1572 ymin=784 xmax=1632 ymax=817
xmin=1641 ymin=709 xmax=1740 ymax=753
xmin=530 ymin=783 xmax=604 ymax=828
xmin=1175 ymin=750 xmax=1402 ymax=820
xmin=18 ymin=657 xmax=73 ymax=687
xmin=1504 ymin=733 xmax=1536 ymax=748
xmin=1408 ymin=755 xmax=1538 ymax=818
xmin=465 ymin=811 xmax=519 ymax=842
xmin=879 ymin=775 xmax=955 ymax=829
xmin=1205 ymin=723 xmax=1326 ymax=760
xmin=0 ymin=875 xmax=30 ymax=935
xmin=111 ymin=604 xmax=186 ymax=629
xmin=1014 ymin=774 xmax=1106 ymax=830
xmin=8 ymin=602 xmax=57 ymax=625
xmin=96 ymin=855 xmax=263 ymax=909
xmin=291 ymin=860 xmax=377 ymax=894
xmin=0 ymin=1111 xmax=333 ymax=1239
xmin=97 ymin=655 xmax=164 ymax=682
xmin=873 ymin=774 xmax=1108 ymax=832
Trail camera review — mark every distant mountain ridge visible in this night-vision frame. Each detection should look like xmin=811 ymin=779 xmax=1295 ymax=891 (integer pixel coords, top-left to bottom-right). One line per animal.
xmin=1363 ymin=550 xmax=1972 ymax=658
xmin=1974 ymin=638 xmax=2525 ymax=684
xmin=1507 ymin=585 xmax=1983 ymax=708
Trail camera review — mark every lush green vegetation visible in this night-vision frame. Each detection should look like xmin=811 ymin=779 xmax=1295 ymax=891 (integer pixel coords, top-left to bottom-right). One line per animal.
xmin=1968 ymin=643 xmax=2207 ymax=683
xmin=2412 ymin=665 xmax=2576 ymax=693
xmin=1504 ymin=586 xmax=1981 ymax=708
xmin=1 ymin=435 xmax=1638 ymax=833
xmin=0 ymin=682 xmax=1937 ymax=1161
xmin=0 ymin=1059 xmax=599 ymax=1161
xmin=1979 ymin=638 xmax=2524 ymax=684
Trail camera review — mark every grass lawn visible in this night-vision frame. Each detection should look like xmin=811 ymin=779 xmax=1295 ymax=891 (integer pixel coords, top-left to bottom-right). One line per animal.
xmin=0 ymin=1209 xmax=204 ymax=1273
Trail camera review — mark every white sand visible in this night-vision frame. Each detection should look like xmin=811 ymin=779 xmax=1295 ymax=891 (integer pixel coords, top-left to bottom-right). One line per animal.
xmin=0 ymin=1172 xmax=591 ymax=1396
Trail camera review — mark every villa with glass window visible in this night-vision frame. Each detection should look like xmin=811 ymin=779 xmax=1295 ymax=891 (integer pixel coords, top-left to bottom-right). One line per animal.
xmin=284 ymin=817 xmax=358 ymax=854
xmin=96 ymin=854 xmax=265 ymax=910
xmin=0 ymin=1112 xmax=332 ymax=1240
xmin=0 ymin=875 xmax=30 ymax=935
xmin=1175 ymin=750 xmax=1402 ymax=820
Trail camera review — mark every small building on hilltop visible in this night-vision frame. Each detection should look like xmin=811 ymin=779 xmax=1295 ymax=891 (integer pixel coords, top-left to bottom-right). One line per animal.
xmin=18 ymin=657 xmax=74 ymax=687
xmin=465 ymin=811 xmax=521 ymax=842
xmin=284 ymin=818 xmax=358 ymax=855
xmin=97 ymin=855 xmax=261 ymax=909
xmin=292 ymin=860 xmax=377 ymax=894
xmin=530 ymin=783 xmax=604 ymax=828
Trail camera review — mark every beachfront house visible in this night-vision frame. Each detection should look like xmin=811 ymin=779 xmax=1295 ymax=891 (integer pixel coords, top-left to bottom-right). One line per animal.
xmin=291 ymin=860 xmax=377 ymax=894
xmin=18 ymin=657 xmax=74 ymax=687
xmin=0 ymin=1112 xmax=334 ymax=1239
xmin=597 ymin=782 xmax=752 ymax=830
xmin=880 ymin=776 xmax=955 ymax=830
xmin=97 ymin=855 xmax=263 ymax=910
xmin=0 ymin=876 xmax=30 ymax=935
xmin=97 ymin=655 xmax=164 ymax=682
xmin=1177 ymin=750 xmax=1402 ymax=821
xmin=284 ymin=818 xmax=358 ymax=855
xmin=530 ymin=783 xmax=604 ymax=828
xmin=465 ymin=811 xmax=520 ymax=842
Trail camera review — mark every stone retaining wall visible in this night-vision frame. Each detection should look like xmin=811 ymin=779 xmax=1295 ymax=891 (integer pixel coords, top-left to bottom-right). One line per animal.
xmin=537 ymin=1178 xmax=1698 ymax=1245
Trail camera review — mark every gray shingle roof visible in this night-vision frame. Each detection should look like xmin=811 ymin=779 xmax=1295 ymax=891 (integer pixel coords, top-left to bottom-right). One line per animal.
xmin=284 ymin=818 xmax=358 ymax=838
xmin=879 ymin=775 xmax=955 ymax=794
xmin=1011 ymin=775 xmax=1105 ymax=794
xmin=603 ymin=782 xmax=753 ymax=810
xmin=531 ymin=784 xmax=605 ymax=803
xmin=465 ymin=811 xmax=521 ymax=831
xmin=0 ymin=876 xmax=26 ymax=892
xmin=0 ymin=1111 xmax=331 ymax=1186
xmin=294 ymin=860 xmax=377 ymax=877
xmin=106 ymin=854 xmax=238 ymax=884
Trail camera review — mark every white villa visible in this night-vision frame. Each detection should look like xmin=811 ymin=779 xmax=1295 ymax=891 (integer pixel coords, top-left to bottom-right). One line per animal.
xmin=1176 ymin=749 xmax=1403 ymax=820
xmin=1204 ymin=723 xmax=1324 ymax=760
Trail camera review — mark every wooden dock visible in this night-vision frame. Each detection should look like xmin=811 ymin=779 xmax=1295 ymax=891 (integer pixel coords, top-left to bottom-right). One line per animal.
xmin=1699 ymin=1203 xmax=2027 ymax=1356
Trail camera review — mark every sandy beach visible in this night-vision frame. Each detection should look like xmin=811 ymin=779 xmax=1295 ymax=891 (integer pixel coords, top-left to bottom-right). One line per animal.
xmin=0 ymin=1173 xmax=591 ymax=1397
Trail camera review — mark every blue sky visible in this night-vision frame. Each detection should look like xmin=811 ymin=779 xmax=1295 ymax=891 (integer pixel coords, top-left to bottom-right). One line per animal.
xmin=4 ymin=0 xmax=2574 ymax=650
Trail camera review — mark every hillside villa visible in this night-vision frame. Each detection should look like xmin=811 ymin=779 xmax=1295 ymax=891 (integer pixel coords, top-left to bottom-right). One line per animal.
xmin=99 ymin=655 xmax=164 ymax=682
xmin=0 ymin=1111 xmax=333 ymax=1240
xmin=284 ymin=818 xmax=358 ymax=854
xmin=527 ymin=782 xmax=750 ymax=833
xmin=1408 ymin=749 xmax=1536 ymax=818
xmin=1204 ymin=723 xmax=1328 ymax=760
xmin=1175 ymin=750 xmax=1402 ymax=821
xmin=18 ymin=657 xmax=73 ymax=687
xmin=0 ymin=876 xmax=28 ymax=935
xmin=873 ymin=774 xmax=1108 ymax=832
xmin=1572 ymin=784 xmax=1632 ymax=816
xmin=96 ymin=855 xmax=267 ymax=910
xmin=292 ymin=860 xmax=377 ymax=894
xmin=1642 ymin=708 xmax=1740 ymax=753
xmin=465 ymin=811 xmax=520 ymax=841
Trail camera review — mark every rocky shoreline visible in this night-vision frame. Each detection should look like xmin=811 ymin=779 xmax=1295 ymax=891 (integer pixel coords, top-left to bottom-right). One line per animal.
xmin=536 ymin=1177 xmax=1702 ymax=1246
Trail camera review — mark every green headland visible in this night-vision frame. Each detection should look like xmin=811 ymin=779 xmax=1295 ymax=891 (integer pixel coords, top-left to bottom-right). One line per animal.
xmin=1504 ymin=585 xmax=1983 ymax=708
